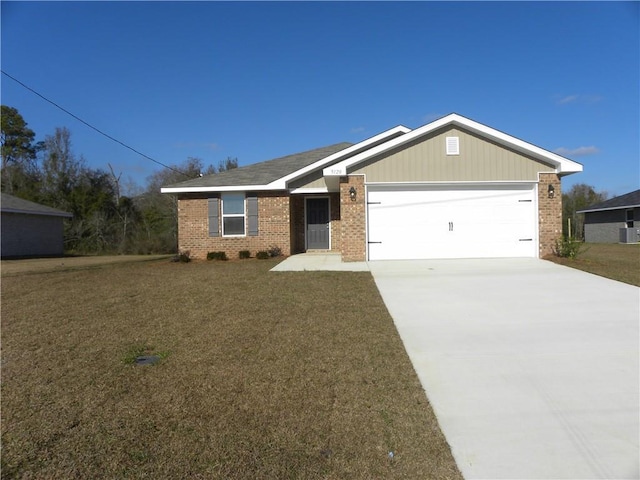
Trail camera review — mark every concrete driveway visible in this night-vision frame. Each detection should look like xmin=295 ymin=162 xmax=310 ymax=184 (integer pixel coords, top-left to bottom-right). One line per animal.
xmin=369 ymin=258 xmax=639 ymax=480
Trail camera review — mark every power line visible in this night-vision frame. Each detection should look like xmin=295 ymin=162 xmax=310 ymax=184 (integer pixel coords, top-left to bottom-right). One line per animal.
xmin=1 ymin=70 xmax=192 ymax=178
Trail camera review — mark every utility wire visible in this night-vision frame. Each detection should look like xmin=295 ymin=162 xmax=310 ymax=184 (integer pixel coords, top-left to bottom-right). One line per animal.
xmin=1 ymin=70 xmax=193 ymax=178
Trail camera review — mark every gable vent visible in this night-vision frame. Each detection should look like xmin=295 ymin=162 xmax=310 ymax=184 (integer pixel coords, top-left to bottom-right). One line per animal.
xmin=446 ymin=136 xmax=460 ymax=155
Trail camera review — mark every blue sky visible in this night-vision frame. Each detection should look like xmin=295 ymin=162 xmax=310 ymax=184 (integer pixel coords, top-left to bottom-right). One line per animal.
xmin=1 ymin=1 xmax=638 ymax=196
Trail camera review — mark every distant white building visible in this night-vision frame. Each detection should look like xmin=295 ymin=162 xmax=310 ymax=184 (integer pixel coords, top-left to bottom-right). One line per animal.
xmin=1 ymin=193 xmax=73 ymax=258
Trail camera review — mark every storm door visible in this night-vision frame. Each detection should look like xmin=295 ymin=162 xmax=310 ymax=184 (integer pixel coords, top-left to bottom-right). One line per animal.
xmin=306 ymin=197 xmax=330 ymax=249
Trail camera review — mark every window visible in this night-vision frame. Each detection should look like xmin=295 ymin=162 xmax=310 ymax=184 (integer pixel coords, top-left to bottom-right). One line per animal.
xmin=626 ymin=209 xmax=634 ymax=228
xmin=222 ymin=193 xmax=245 ymax=236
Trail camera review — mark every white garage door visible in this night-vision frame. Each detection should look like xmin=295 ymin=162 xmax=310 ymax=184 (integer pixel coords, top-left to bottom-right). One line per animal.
xmin=367 ymin=184 xmax=537 ymax=260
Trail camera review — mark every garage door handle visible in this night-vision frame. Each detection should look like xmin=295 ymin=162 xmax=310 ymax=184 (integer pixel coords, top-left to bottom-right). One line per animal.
xmin=368 ymin=241 xmax=382 ymax=244
xmin=449 ymin=222 xmax=454 ymax=231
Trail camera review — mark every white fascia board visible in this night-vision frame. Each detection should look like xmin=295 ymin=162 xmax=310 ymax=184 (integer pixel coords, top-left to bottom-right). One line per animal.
xmin=326 ymin=113 xmax=583 ymax=176
xmin=162 ymin=126 xmax=412 ymax=195
xmin=160 ymin=185 xmax=273 ymax=194
xmin=365 ymin=180 xmax=538 ymax=189
xmin=265 ymin=125 xmax=412 ymax=187
xmin=365 ymin=180 xmax=537 ymax=186
xmin=448 ymin=114 xmax=583 ymax=174
xmin=289 ymin=187 xmax=329 ymax=194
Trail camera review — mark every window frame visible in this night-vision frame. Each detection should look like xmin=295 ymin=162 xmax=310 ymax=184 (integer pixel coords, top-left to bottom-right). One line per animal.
xmin=221 ymin=192 xmax=246 ymax=237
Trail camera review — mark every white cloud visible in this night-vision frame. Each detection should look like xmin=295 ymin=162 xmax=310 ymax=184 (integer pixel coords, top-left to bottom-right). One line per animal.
xmin=556 ymin=94 xmax=602 ymax=105
xmin=350 ymin=126 xmax=365 ymax=134
xmin=554 ymin=146 xmax=600 ymax=157
xmin=557 ymin=95 xmax=579 ymax=105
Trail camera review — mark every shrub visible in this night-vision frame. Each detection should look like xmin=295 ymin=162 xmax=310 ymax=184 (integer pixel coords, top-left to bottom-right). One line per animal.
xmin=256 ymin=251 xmax=270 ymax=260
xmin=553 ymin=237 xmax=585 ymax=259
xmin=206 ymin=251 xmax=228 ymax=261
xmin=172 ymin=251 xmax=191 ymax=263
xmin=267 ymin=245 xmax=282 ymax=257
xmin=239 ymin=250 xmax=251 ymax=259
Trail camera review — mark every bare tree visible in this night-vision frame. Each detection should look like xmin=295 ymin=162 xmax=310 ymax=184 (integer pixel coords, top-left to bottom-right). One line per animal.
xmin=562 ymin=183 xmax=608 ymax=239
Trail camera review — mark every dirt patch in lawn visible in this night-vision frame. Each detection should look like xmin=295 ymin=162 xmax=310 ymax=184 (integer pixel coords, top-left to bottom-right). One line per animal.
xmin=545 ymin=243 xmax=640 ymax=287
xmin=1 ymin=259 xmax=462 ymax=479
xmin=1 ymin=254 xmax=171 ymax=277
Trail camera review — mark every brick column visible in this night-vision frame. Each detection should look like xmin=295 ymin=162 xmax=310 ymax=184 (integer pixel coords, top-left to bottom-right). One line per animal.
xmin=340 ymin=175 xmax=366 ymax=262
xmin=538 ymin=173 xmax=562 ymax=257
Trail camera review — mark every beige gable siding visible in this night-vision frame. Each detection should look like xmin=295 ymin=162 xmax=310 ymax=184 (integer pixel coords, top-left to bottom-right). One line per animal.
xmin=350 ymin=126 xmax=555 ymax=182
xmin=288 ymin=170 xmax=326 ymax=189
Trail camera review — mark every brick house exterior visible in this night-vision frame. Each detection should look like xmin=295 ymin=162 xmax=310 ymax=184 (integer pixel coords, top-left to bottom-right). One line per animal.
xmin=163 ymin=114 xmax=582 ymax=262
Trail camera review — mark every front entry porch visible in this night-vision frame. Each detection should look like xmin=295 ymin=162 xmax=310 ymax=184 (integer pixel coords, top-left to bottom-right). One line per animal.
xmin=270 ymin=253 xmax=369 ymax=272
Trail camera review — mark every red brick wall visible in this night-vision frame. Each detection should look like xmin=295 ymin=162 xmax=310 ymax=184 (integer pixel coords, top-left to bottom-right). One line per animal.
xmin=339 ymin=176 xmax=366 ymax=262
xmin=177 ymin=192 xmax=291 ymax=259
xmin=538 ymin=173 xmax=562 ymax=257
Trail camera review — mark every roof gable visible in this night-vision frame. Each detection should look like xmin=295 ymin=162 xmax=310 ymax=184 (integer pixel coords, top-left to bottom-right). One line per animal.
xmin=1 ymin=193 xmax=73 ymax=217
xmin=161 ymin=125 xmax=411 ymax=194
xmin=577 ymin=189 xmax=640 ymax=213
xmin=324 ymin=113 xmax=583 ymax=178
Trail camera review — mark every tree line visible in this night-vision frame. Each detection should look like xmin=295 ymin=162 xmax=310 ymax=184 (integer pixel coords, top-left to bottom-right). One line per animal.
xmin=1 ymin=105 xmax=237 ymax=254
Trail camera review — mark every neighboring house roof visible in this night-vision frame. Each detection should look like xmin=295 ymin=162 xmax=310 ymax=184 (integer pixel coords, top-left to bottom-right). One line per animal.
xmin=0 ymin=193 xmax=73 ymax=218
xmin=577 ymin=189 xmax=640 ymax=214
xmin=324 ymin=113 xmax=583 ymax=178
xmin=161 ymin=113 xmax=582 ymax=194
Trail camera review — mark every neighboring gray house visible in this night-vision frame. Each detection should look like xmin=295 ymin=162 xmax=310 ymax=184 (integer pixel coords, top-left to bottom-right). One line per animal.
xmin=578 ymin=189 xmax=640 ymax=243
xmin=1 ymin=193 xmax=73 ymax=258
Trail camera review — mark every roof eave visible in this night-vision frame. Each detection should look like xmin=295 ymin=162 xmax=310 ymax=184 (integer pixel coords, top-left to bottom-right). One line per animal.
xmin=160 ymin=184 xmax=277 ymax=194
xmin=274 ymin=126 xmax=411 ymax=189
xmin=577 ymin=204 xmax=640 ymax=214
xmin=1 ymin=207 xmax=73 ymax=218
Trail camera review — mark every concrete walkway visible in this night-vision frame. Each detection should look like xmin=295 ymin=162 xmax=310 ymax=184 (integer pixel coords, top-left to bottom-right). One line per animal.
xmin=369 ymin=258 xmax=639 ymax=479
xmin=270 ymin=253 xmax=369 ymax=272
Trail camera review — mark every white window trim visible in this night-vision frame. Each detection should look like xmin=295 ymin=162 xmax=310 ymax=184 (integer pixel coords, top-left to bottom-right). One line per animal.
xmin=221 ymin=192 xmax=246 ymax=237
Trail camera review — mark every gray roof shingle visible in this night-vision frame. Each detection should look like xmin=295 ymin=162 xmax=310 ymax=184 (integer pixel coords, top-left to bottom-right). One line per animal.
xmin=1 ymin=193 xmax=73 ymax=217
xmin=163 ymin=142 xmax=353 ymax=189
xmin=578 ymin=189 xmax=640 ymax=212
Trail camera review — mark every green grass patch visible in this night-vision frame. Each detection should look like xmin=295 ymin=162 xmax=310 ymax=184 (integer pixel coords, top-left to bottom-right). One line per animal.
xmin=546 ymin=242 xmax=640 ymax=286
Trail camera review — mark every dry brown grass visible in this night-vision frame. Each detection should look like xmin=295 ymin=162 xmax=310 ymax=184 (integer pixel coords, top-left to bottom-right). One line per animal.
xmin=1 ymin=258 xmax=462 ymax=479
xmin=1 ymin=254 xmax=171 ymax=277
xmin=545 ymin=242 xmax=640 ymax=287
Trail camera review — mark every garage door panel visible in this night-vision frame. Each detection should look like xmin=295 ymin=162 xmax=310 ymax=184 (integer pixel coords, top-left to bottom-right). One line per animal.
xmin=367 ymin=185 xmax=536 ymax=260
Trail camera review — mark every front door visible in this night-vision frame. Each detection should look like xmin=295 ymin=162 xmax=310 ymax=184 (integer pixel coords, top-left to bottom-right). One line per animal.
xmin=306 ymin=198 xmax=330 ymax=249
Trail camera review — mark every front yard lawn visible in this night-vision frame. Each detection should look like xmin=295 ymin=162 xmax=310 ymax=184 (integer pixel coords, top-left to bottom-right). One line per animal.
xmin=545 ymin=242 xmax=640 ymax=287
xmin=1 ymin=258 xmax=462 ymax=479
